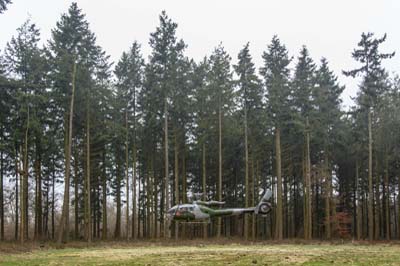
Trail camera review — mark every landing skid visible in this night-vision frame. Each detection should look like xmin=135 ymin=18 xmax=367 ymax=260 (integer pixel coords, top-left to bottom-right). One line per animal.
xmin=169 ymin=220 xmax=210 ymax=230
xmin=177 ymin=221 xmax=209 ymax=224
xmin=175 ymin=219 xmax=211 ymax=224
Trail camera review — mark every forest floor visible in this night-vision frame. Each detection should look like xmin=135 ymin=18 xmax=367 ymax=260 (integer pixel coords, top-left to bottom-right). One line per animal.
xmin=0 ymin=241 xmax=400 ymax=265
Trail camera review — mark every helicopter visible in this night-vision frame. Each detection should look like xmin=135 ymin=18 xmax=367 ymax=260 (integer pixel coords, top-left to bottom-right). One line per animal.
xmin=167 ymin=190 xmax=272 ymax=222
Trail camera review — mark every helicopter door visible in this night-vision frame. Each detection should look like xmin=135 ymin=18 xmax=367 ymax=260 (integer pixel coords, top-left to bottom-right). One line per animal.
xmin=194 ymin=205 xmax=209 ymax=220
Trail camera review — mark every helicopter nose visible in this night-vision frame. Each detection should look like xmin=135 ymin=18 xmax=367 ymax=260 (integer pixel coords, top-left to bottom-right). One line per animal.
xmin=167 ymin=208 xmax=175 ymax=219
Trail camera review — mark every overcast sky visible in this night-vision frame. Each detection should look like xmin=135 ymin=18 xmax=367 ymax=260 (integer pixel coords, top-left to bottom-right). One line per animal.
xmin=1 ymin=0 xmax=399 ymax=108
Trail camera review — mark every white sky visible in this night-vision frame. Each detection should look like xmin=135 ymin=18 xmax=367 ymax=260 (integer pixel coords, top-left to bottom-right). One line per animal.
xmin=1 ymin=0 xmax=399 ymax=108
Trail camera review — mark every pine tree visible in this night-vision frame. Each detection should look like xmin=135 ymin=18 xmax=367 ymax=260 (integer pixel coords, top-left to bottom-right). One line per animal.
xmin=343 ymin=32 xmax=394 ymax=241
xmin=0 ymin=54 xmax=5 ymax=241
xmin=314 ymin=58 xmax=344 ymax=239
xmin=292 ymin=46 xmax=316 ymax=240
xmin=0 ymin=34 xmax=21 ymax=241
xmin=3 ymin=18 xmax=47 ymax=242
xmin=208 ymin=44 xmax=234 ymax=238
xmin=260 ymin=36 xmax=291 ymax=240
xmin=115 ymin=42 xmax=144 ymax=239
xmin=48 ymin=2 xmax=101 ymax=244
xmin=0 ymin=0 xmax=12 ymax=14
xmin=146 ymin=11 xmax=186 ymax=238
xmin=192 ymin=58 xmax=211 ymax=238
xmin=234 ymin=43 xmax=262 ymax=239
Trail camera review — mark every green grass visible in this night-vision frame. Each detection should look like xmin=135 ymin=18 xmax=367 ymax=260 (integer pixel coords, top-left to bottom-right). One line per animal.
xmin=1 ymin=243 xmax=400 ymax=265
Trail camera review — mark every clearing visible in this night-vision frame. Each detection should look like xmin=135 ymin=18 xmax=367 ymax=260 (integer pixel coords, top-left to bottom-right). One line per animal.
xmin=1 ymin=242 xmax=400 ymax=265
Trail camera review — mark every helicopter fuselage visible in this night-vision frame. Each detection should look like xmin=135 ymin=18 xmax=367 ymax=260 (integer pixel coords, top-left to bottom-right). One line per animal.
xmin=167 ymin=190 xmax=272 ymax=222
xmin=167 ymin=203 xmax=257 ymax=222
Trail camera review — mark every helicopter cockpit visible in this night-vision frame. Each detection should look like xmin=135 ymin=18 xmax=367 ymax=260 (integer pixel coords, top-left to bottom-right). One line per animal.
xmin=167 ymin=204 xmax=196 ymax=221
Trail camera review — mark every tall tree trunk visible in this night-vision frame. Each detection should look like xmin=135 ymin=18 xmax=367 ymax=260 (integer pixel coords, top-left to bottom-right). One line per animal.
xmin=155 ymin=178 xmax=159 ymax=238
xmin=95 ymin=186 xmax=100 ymax=238
xmin=142 ymin=172 xmax=146 ymax=238
xmin=182 ymin=146 xmax=187 ymax=238
xmin=132 ymin=141 xmax=137 ymax=240
xmin=182 ymin=145 xmax=187 ymax=204
xmin=325 ymin=153 xmax=331 ymax=239
xmin=37 ymin=154 xmax=43 ymax=239
xmin=244 ymin=105 xmax=249 ymax=240
xmin=21 ymin=107 xmax=29 ymax=243
xmin=152 ymin=156 xmax=157 ymax=239
xmin=115 ymin=161 xmax=121 ymax=238
xmin=44 ymin=180 xmax=49 ymax=239
xmin=384 ymin=154 xmax=390 ymax=240
xmin=34 ymin=147 xmax=43 ymax=240
xmin=102 ymin=150 xmax=107 ymax=240
xmin=132 ymin=83 xmax=137 ymax=240
xmin=19 ymin=149 xmax=23 ymax=241
xmin=85 ymin=107 xmax=91 ymax=243
xmin=270 ymin=167 xmax=275 ymax=238
xmin=146 ymin=158 xmax=151 ymax=238
xmin=125 ymin=110 xmax=130 ymax=240
xmin=368 ymin=110 xmax=374 ymax=241
xmin=252 ymin=156 xmax=256 ymax=240
xmin=164 ymin=99 xmax=170 ymax=238
xmin=138 ymin=165 xmax=142 ymax=239
xmin=202 ymin=143 xmax=207 ymax=239
xmin=160 ymin=157 xmax=164 ymax=238
xmin=0 ymin=130 xmax=4 ymax=241
xmin=305 ymin=117 xmax=312 ymax=240
xmin=74 ymin=150 xmax=79 ymax=239
xmin=363 ymin=191 xmax=368 ymax=238
xmin=51 ymin=158 xmax=55 ymax=240
xmin=97 ymin=185 xmax=101 ymax=238
xmin=398 ymin=175 xmax=400 ymax=240
xmin=331 ymin=173 xmax=337 ymax=238
xmin=314 ymin=170 xmax=319 ymax=238
xmin=289 ymin=156 xmax=295 ymax=238
xmin=374 ymin=170 xmax=380 ymax=240
xmin=258 ymin=160 xmax=262 ymax=238
xmin=394 ymin=191 xmax=397 ymax=239
xmin=92 ymin=187 xmax=96 ymax=239
xmin=174 ymin=131 xmax=179 ymax=240
xmin=58 ymin=61 xmax=77 ymax=244
xmin=149 ymin=157 xmax=154 ymax=238
xmin=275 ymin=127 xmax=283 ymax=240
xmin=293 ymin=170 xmax=298 ymax=238
xmin=356 ymin=160 xmax=361 ymax=240
xmin=303 ymin=151 xmax=307 ymax=239
xmin=15 ymin=146 xmax=19 ymax=240
xmin=217 ymin=103 xmax=222 ymax=238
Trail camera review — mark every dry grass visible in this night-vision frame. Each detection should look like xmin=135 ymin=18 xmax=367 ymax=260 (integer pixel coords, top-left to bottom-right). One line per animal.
xmin=1 ymin=241 xmax=400 ymax=265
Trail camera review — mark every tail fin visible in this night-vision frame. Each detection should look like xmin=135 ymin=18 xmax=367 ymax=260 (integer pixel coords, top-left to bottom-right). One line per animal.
xmin=255 ymin=189 xmax=272 ymax=216
xmin=261 ymin=190 xmax=272 ymax=202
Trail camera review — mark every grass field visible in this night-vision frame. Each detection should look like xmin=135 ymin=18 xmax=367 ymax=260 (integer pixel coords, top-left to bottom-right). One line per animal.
xmin=1 ymin=242 xmax=400 ymax=265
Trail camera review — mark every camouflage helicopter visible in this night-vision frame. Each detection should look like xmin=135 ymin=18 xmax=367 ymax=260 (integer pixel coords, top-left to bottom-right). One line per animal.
xmin=167 ymin=190 xmax=272 ymax=222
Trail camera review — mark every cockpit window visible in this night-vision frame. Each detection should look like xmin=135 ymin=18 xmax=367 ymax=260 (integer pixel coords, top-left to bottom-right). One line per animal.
xmin=178 ymin=206 xmax=194 ymax=212
xmin=168 ymin=206 xmax=177 ymax=214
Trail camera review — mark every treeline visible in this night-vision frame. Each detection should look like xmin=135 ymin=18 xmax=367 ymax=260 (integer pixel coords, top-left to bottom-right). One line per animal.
xmin=0 ymin=3 xmax=399 ymax=243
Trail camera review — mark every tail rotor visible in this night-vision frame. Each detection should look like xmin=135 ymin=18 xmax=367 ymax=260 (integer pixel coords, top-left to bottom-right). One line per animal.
xmin=255 ymin=189 xmax=272 ymax=216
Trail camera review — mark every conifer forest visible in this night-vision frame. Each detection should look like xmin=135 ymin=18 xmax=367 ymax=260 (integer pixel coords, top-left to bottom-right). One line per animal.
xmin=1 ymin=1 xmax=400 ymax=246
